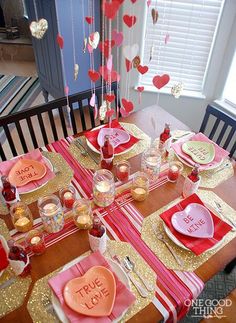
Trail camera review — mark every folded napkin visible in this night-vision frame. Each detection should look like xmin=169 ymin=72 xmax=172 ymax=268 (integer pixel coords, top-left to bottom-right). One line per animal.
xmin=0 ymin=149 xmax=55 ymax=193
xmin=0 ymin=236 xmax=9 ymax=271
xmin=172 ymin=132 xmax=229 ymax=171
xmin=160 ymin=194 xmax=232 ymax=255
xmin=48 ymin=251 xmax=136 ymax=323
xmin=84 ymin=120 xmax=140 ymax=154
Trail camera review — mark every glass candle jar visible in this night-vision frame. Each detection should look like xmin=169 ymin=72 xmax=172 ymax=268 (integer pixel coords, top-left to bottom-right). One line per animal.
xmin=38 ymin=195 xmax=64 ymax=233
xmin=116 ymin=160 xmax=130 ymax=183
xmin=26 ymin=229 xmax=46 ymax=255
xmin=131 ymin=172 xmax=149 ymax=201
xmin=93 ymin=169 xmax=115 ymax=207
xmin=168 ymin=161 xmax=183 ymax=182
xmin=141 ymin=148 xmax=162 ymax=180
xmin=73 ymin=199 xmax=93 ymax=229
xmin=59 ymin=186 xmax=76 ymax=210
xmin=10 ymin=202 xmax=33 ymax=233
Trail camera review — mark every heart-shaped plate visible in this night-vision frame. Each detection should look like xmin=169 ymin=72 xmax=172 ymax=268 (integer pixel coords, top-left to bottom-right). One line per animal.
xmin=171 ymin=203 xmax=214 ymax=238
xmin=8 ymin=159 xmax=47 ymax=187
xmin=63 ymin=266 xmax=116 ymax=317
xmin=182 ymin=141 xmax=215 ymax=164
xmin=97 ymin=128 xmax=130 ymax=148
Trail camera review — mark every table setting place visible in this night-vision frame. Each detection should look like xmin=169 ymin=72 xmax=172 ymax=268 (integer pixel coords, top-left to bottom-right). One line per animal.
xmin=0 ymin=120 xmax=235 ymax=323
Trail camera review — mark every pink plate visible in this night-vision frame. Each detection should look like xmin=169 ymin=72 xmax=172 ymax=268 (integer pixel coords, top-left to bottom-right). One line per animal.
xmin=97 ymin=128 xmax=130 ymax=148
xmin=171 ymin=203 xmax=214 ymax=238
xmin=63 ymin=266 xmax=116 ymax=317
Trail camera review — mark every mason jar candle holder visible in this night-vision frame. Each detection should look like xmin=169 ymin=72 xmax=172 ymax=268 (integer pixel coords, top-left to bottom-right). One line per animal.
xmin=168 ymin=161 xmax=183 ymax=182
xmin=116 ymin=160 xmax=130 ymax=183
xmin=73 ymin=199 xmax=93 ymax=230
xmin=25 ymin=229 xmax=46 ymax=255
xmin=141 ymin=148 xmax=162 ymax=180
xmin=59 ymin=185 xmax=76 ymax=210
xmin=38 ymin=195 xmax=64 ymax=233
xmin=10 ymin=202 xmax=33 ymax=233
xmin=93 ymin=169 xmax=115 ymax=207
xmin=131 ymin=172 xmax=149 ymax=202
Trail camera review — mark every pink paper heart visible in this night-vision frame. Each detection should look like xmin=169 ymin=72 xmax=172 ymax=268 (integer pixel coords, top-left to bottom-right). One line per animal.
xmin=107 ymin=55 xmax=113 ymax=71
xmin=106 ymin=109 xmax=115 ymax=118
xmin=171 ymin=203 xmax=214 ymax=238
xmin=120 ymin=107 xmax=129 ymax=117
xmin=147 ymin=0 xmax=151 ymax=7
xmin=112 ymin=29 xmax=123 ymax=47
xmin=94 ymin=104 xmax=98 ymax=120
xmin=64 ymin=85 xmax=69 ymax=95
xmin=121 ymin=98 xmax=134 ymax=113
xmin=56 ymin=34 xmax=64 ymax=49
xmin=123 ymin=15 xmax=137 ymax=28
xmin=90 ymin=93 xmax=95 ymax=107
xmin=152 ymin=74 xmax=170 ymax=89
xmin=87 ymin=43 xmax=93 ymax=54
xmin=137 ymin=86 xmax=144 ymax=92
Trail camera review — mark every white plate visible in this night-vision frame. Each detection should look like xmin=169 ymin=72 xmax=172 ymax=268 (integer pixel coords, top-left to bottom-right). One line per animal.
xmin=86 ymin=125 xmax=134 ymax=156
xmin=163 ymin=203 xmax=224 ymax=251
xmin=51 ymin=255 xmax=130 ymax=323
xmin=175 ymin=152 xmax=223 ymax=171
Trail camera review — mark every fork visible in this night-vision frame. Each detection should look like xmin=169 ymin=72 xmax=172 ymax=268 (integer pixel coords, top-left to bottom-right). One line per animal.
xmin=205 ymin=162 xmax=231 ymax=178
xmin=42 ymin=296 xmax=61 ymax=322
xmin=214 ymin=201 xmax=236 ymax=230
xmin=74 ymin=138 xmax=99 ymax=165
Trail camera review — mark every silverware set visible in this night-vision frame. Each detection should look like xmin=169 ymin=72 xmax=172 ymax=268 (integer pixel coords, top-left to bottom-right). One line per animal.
xmin=214 ymin=201 xmax=236 ymax=231
xmin=73 ymin=137 xmax=99 ymax=165
xmin=205 ymin=161 xmax=231 ymax=178
xmin=42 ymin=295 xmax=61 ymax=322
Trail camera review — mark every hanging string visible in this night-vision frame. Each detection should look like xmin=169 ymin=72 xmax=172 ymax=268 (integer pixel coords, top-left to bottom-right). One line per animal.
xmin=125 ymin=0 xmax=132 ymax=99
xmin=33 ymin=0 xmax=38 ymax=20
xmin=116 ymin=7 xmax=120 ymax=119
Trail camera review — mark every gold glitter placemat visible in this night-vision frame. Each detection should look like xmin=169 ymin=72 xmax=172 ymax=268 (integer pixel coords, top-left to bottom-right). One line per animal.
xmin=0 ymin=152 xmax=74 ymax=215
xmin=141 ymin=190 xmax=236 ymax=272
xmin=27 ymin=240 xmax=156 ymax=323
xmin=0 ymin=219 xmax=31 ymax=319
xmin=69 ymin=122 xmax=151 ymax=170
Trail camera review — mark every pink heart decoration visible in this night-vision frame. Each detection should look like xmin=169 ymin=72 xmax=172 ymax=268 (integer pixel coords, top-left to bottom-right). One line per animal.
xmin=64 ymin=85 xmax=69 ymax=96
xmin=93 ymin=104 xmax=98 ymax=120
xmin=147 ymin=0 xmax=151 ymax=7
xmin=107 ymin=55 xmax=113 ymax=71
xmin=88 ymin=69 xmax=100 ymax=83
xmin=105 ymin=94 xmax=115 ymax=103
xmin=56 ymin=34 xmax=64 ymax=49
xmin=121 ymin=98 xmax=134 ymax=113
xmin=99 ymin=40 xmax=115 ymax=59
xmin=112 ymin=29 xmax=123 ymax=47
xmin=120 ymin=107 xmax=129 ymax=117
xmin=106 ymin=109 xmax=115 ymax=118
xmin=99 ymin=66 xmax=120 ymax=83
xmin=87 ymin=43 xmax=93 ymax=54
xmin=171 ymin=203 xmax=214 ymax=238
xmin=137 ymin=86 xmax=144 ymax=92
xmin=125 ymin=59 xmax=132 ymax=72
xmin=85 ymin=16 xmax=94 ymax=24
xmin=152 ymin=74 xmax=170 ymax=89
xmin=137 ymin=65 xmax=148 ymax=75
xmin=123 ymin=15 xmax=137 ymax=28
xmin=90 ymin=93 xmax=95 ymax=107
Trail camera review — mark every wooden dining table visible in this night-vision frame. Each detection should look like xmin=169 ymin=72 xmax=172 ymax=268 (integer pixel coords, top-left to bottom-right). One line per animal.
xmin=0 ymin=105 xmax=235 ymax=323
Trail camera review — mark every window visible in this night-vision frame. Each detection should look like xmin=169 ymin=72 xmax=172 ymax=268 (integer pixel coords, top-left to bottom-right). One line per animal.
xmin=141 ymin=0 xmax=224 ymax=93
xmin=223 ymin=51 xmax=236 ymax=107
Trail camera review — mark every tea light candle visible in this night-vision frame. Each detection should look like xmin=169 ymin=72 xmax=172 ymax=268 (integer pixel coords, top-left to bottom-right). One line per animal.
xmin=14 ymin=216 xmax=32 ymax=232
xmin=96 ymin=181 xmax=111 ymax=193
xmin=116 ymin=162 xmax=130 ymax=182
xmin=26 ymin=230 xmax=46 ymax=255
xmin=43 ymin=203 xmax=57 ymax=214
xmin=63 ymin=191 xmax=75 ymax=209
xmin=76 ymin=215 xmax=91 ymax=229
xmin=131 ymin=187 xmax=148 ymax=202
xmin=168 ymin=162 xmax=183 ymax=182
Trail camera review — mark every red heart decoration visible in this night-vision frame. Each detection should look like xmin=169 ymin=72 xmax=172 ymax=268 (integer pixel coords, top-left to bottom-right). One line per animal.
xmin=123 ymin=15 xmax=137 ymax=27
xmin=137 ymin=65 xmax=148 ymax=75
xmin=120 ymin=107 xmax=129 ymax=117
xmin=121 ymin=98 xmax=134 ymax=113
xmin=103 ymin=1 xmax=120 ymax=20
xmin=85 ymin=16 xmax=94 ymax=24
xmin=56 ymin=34 xmax=64 ymax=49
xmin=125 ymin=59 xmax=132 ymax=72
xmin=131 ymin=0 xmax=137 ymax=3
xmin=88 ymin=69 xmax=100 ymax=83
xmin=105 ymin=94 xmax=115 ymax=103
xmin=152 ymin=74 xmax=170 ymax=89
xmin=137 ymin=86 xmax=144 ymax=92
xmin=106 ymin=109 xmax=115 ymax=118
xmin=99 ymin=66 xmax=120 ymax=83
xmin=99 ymin=40 xmax=115 ymax=58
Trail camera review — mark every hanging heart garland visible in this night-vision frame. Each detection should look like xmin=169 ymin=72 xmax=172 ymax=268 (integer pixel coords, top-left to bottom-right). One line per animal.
xmin=137 ymin=86 xmax=144 ymax=104
xmin=85 ymin=16 xmax=94 ymax=24
xmin=125 ymin=59 xmax=132 ymax=72
xmin=107 ymin=55 xmax=113 ymax=71
xmin=133 ymin=56 xmax=141 ymax=68
xmin=137 ymin=64 xmax=149 ymax=75
xmin=88 ymin=69 xmax=100 ymax=82
xmin=56 ymin=34 xmax=64 ymax=49
xmin=74 ymin=64 xmax=79 ymax=80
xmin=90 ymin=93 xmax=96 ymax=107
xmin=123 ymin=15 xmax=137 ymax=28
xmin=151 ymin=9 xmax=158 ymax=25
xmin=94 ymin=104 xmax=98 ymax=120
xmin=105 ymin=94 xmax=115 ymax=103
xmin=88 ymin=32 xmax=100 ymax=49
xmin=99 ymin=100 xmax=107 ymax=121
xmin=103 ymin=0 xmax=120 ymax=20
xmin=121 ymin=98 xmax=134 ymax=115
xmin=99 ymin=66 xmax=120 ymax=83
xmin=106 ymin=109 xmax=115 ymax=118
xmin=123 ymin=43 xmax=139 ymax=62
xmin=87 ymin=43 xmax=93 ymax=54
xmin=152 ymin=74 xmax=170 ymax=89
xmin=99 ymin=40 xmax=115 ymax=58
xmin=112 ymin=29 xmax=123 ymax=47
xmin=30 ymin=18 xmax=48 ymax=39
xmin=83 ymin=38 xmax=87 ymax=53
xmin=147 ymin=0 xmax=152 ymax=7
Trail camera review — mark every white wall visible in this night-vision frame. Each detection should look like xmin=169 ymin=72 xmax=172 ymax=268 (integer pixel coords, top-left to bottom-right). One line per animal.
xmin=119 ymin=0 xmax=236 ymax=131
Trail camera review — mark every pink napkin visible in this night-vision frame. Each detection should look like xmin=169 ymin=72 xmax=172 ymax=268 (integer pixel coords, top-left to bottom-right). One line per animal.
xmin=0 ymin=149 xmax=55 ymax=193
xmin=172 ymin=132 xmax=229 ymax=170
xmin=48 ymin=251 xmax=136 ymax=323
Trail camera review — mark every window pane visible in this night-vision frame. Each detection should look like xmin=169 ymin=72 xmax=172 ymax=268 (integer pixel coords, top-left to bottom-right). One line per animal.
xmin=223 ymin=51 xmax=236 ymax=106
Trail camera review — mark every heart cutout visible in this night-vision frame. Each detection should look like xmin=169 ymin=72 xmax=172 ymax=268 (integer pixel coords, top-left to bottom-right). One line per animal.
xmin=105 ymin=109 xmax=115 ymax=118
xmin=88 ymin=32 xmax=100 ymax=49
xmin=105 ymin=94 xmax=115 ymax=103
xmin=120 ymin=107 xmax=129 ymax=117
xmin=30 ymin=19 xmax=48 ymax=39
xmin=123 ymin=44 xmax=139 ymax=61
xmin=171 ymin=203 xmax=214 ymax=238
xmin=137 ymin=65 xmax=148 ymax=75
xmin=99 ymin=66 xmax=120 ymax=83
xmin=151 ymin=8 xmax=158 ymax=24
xmin=85 ymin=16 xmax=94 ymax=24
xmin=122 ymin=98 xmax=134 ymax=113
xmin=99 ymin=40 xmax=115 ymax=59
xmin=137 ymin=86 xmax=144 ymax=92
xmin=98 ymin=128 xmax=130 ymax=148
xmin=112 ymin=29 xmax=123 ymax=47
xmin=64 ymin=266 xmax=116 ymax=317
xmin=123 ymin=15 xmax=137 ymax=27
xmin=8 ymin=159 xmax=47 ymax=187
xmin=103 ymin=1 xmax=120 ymax=20
xmin=88 ymin=70 xmax=100 ymax=83
xmin=182 ymin=141 xmax=215 ymax=164
xmin=152 ymin=74 xmax=170 ymax=89
xmin=56 ymin=34 xmax=64 ymax=49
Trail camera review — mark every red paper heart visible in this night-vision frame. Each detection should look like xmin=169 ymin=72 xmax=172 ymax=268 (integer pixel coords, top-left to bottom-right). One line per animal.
xmin=137 ymin=86 xmax=144 ymax=92
xmin=152 ymin=74 xmax=170 ymax=89
xmin=131 ymin=0 xmax=137 ymax=3
xmin=121 ymin=98 xmax=134 ymax=113
xmin=106 ymin=109 xmax=115 ymax=118
xmin=85 ymin=16 xmax=94 ymax=24
xmin=125 ymin=59 xmax=132 ymax=72
xmin=112 ymin=29 xmax=123 ymax=47
xmin=120 ymin=107 xmax=129 ymax=117
xmin=99 ymin=66 xmax=120 ymax=83
xmin=137 ymin=65 xmax=148 ymax=75
xmin=88 ymin=69 xmax=100 ymax=83
xmin=105 ymin=94 xmax=115 ymax=103
xmin=123 ymin=15 xmax=137 ymax=27
xmin=103 ymin=1 xmax=120 ymax=20
xmin=56 ymin=34 xmax=64 ymax=49
xmin=99 ymin=40 xmax=115 ymax=58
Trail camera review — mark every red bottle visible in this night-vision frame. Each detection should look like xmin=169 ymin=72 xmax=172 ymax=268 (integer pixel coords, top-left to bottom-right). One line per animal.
xmin=8 ymin=241 xmax=31 ymax=277
xmin=188 ymin=164 xmax=200 ymax=182
xmin=101 ymin=135 xmax=114 ymax=170
xmin=89 ymin=216 xmax=105 ymax=238
xmin=183 ymin=164 xmax=201 ymax=198
xmin=1 ymin=176 xmax=19 ymax=209
xmin=159 ymin=123 xmax=171 ymax=156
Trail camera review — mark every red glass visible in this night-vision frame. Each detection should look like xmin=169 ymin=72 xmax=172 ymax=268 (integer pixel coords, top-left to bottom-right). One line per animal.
xmin=101 ymin=135 xmax=114 ymax=170
xmin=59 ymin=186 xmax=76 ymax=210
xmin=8 ymin=242 xmax=31 ymax=277
xmin=188 ymin=164 xmax=200 ymax=183
xmin=168 ymin=162 xmax=183 ymax=182
xmin=26 ymin=230 xmax=46 ymax=255
xmin=116 ymin=161 xmax=130 ymax=182
xmin=89 ymin=216 xmax=105 ymax=238
xmin=0 ymin=240 xmax=9 ymax=270
xmin=1 ymin=176 xmax=18 ymax=209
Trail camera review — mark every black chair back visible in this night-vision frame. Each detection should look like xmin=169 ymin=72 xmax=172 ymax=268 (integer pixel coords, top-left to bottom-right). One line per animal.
xmin=0 ymin=82 xmax=120 ymax=161
xmin=199 ymin=104 xmax=236 ymax=158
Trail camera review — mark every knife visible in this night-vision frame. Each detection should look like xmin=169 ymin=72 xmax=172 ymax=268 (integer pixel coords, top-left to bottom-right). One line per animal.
xmin=0 ymin=276 xmax=16 ymax=289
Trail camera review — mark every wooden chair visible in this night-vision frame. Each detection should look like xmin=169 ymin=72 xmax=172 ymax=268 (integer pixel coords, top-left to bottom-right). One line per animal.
xmin=199 ymin=104 xmax=236 ymax=158
xmin=0 ymin=82 xmax=120 ymax=161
